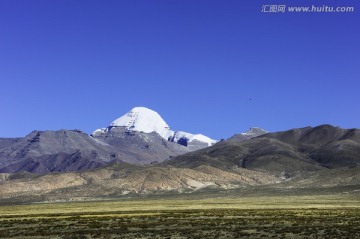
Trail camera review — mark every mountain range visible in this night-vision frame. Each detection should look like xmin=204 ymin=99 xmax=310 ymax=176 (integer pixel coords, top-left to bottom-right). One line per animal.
xmin=0 ymin=107 xmax=359 ymax=203
xmin=0 ymin=107 xmax=265 ymax=174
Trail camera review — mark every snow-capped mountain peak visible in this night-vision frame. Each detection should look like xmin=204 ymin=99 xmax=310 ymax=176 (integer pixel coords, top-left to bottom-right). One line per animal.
xmin=109 ymin=107 xmax=173 ymax=140
xmin=91 ymin=107 xmax=218 ymax=149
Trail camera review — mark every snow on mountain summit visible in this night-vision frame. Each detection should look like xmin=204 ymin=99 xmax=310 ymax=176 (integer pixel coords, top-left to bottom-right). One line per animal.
xmin=92 ymin=107 xmax=218 ymax=147
xmin=110 ymin=107 xmax=173 ymax=140
xmin=171 ymin=131 xmax=217 ymax=146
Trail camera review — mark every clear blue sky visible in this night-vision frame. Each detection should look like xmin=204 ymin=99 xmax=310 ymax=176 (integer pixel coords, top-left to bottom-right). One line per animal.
xmin=1 ymin=0 xmax=359 ymax=139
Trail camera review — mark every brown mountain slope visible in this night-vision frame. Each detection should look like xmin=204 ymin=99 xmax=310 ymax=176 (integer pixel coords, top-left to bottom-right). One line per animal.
xmin=280 ymin=165 xmax=360 ymax=188
xmin=0 ymin=162 xmax=277 ymax=201
xmin=167 ymin=125 xmax=360 ymax=177
xmin=264 ymin=125 xmax=360 ymax=168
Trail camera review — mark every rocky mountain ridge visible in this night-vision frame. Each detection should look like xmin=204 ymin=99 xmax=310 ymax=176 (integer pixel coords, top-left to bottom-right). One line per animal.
xmin=0 ymin=124 xmax=359 ymax=203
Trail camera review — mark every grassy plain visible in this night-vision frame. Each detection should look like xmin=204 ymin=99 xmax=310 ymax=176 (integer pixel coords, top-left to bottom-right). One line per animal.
xmin=1 ymin=194 xmax=360 ymax=238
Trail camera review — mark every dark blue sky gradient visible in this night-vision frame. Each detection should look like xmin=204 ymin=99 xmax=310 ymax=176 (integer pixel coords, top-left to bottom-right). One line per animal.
xmin=1 ymin=0 xmax=359 ymax=139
